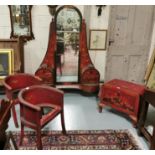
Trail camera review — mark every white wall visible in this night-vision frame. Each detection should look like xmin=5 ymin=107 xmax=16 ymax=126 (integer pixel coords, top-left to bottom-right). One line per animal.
xmin=88 ymin=6 xmax=110 ymax=81
xmin=0 ymin=5 xmax=110 ymax=81
xmin=148 ymin=19 xmax=155 ymax=62
xmin=0 ymin=5 xmax=11 ymax=38
xmin=24 ymin=5 xmax=52 ymax=73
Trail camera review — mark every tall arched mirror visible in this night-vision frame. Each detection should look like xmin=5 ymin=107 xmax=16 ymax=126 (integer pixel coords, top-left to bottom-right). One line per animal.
xmin=55 ymin=6 xmax=82 ymax=83
xmin=35 ymin=5 xmax=100 ymax=92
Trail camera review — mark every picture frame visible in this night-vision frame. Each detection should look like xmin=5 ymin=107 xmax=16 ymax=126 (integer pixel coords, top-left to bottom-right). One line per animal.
xmin=8 ymin=5 xmax=34 ymax=41
xmin=89 ymin=29 xmax=107 ymax=50
xmin=0 ymin=49 xmax=14 ymax=79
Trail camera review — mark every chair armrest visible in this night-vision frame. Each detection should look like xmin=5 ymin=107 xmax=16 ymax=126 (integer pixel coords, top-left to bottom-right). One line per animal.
xmin=49 ymin=88 xmax=64 ymax=106
xmin=2 ymin=81 xmax=12 ymax=91
xmin=18 ymin=95 xmax=41 ymax=111
xmin=49 ymin=87 xmax=64 ymax=95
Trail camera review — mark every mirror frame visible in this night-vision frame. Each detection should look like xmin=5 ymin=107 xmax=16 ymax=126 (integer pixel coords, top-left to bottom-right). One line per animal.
xmin=8 ymin=5 xmax=34 ymax=41
xmin=55 ymin=5 xmax=82 ymax=84
xmin=55 ymin=5 xmax=82 ymax=31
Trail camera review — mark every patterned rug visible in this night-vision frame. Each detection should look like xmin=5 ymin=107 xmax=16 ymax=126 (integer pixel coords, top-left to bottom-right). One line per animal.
xmin=6 ymin=130 xmax=142 ymax=150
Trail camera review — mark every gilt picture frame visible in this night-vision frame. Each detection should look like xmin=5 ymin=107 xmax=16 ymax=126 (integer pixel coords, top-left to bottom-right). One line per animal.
xmin=89 ymin=29 xmax=107 ymax=50
xmin=0 ymin=49 xmax=14 ymax=79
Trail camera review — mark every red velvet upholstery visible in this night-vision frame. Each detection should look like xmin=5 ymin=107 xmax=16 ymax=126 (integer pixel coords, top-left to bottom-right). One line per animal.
xmin=18 ymin=85 xmax=66 ymax=150
xmin=3 ymin=73 xmax=43 ymax=128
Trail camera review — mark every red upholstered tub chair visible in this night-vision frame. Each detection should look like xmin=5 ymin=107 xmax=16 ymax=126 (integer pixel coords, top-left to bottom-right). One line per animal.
xmin=3 ymin=73 xmax=43 ymax=128
xmin=18 ymin=85 xmax=66 ymax=150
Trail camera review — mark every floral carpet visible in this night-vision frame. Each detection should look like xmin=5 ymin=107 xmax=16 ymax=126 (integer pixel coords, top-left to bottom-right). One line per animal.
xmin=7 ymin=130 xmax=142 ymax=150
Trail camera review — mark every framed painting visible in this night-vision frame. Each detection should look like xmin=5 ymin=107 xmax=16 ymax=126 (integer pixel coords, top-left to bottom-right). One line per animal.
xmin=89 ymin=29 xmax=107 ymax=50
xmin=0 ymin=49 xmax=14 ymax=79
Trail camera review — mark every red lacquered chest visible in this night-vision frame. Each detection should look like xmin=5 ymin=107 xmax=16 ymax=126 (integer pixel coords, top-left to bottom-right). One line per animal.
xmin=98 ymin=79 xmax=145 ymax=126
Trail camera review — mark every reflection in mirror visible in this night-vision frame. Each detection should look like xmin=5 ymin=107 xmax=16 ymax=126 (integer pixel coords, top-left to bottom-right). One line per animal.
xmin=9 ymin=5 xmax=34 ymax=41
xmin=56 ymin=6 xmax=82 ymax=83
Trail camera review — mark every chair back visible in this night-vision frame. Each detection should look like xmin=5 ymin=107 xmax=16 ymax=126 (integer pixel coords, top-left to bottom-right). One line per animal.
xmin=18 ymin=85 xmax=64 ymax=127
xmin=4 ymin=73 xmax=42 ymax=91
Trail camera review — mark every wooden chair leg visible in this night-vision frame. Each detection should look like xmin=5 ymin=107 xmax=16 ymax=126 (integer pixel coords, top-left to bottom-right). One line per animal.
xmin=36 ymin=128 xmax=42 ymax=150
xmin=12 ymin=105 xmax=19 ymax=128
xmin=98 ymin=103 xmax=104 ymax=113
xmin=150 ymin=127 xmax=155 ymax=150
xmin=0 ymin=131 xmax=6 ymax=150
xmin=137 ymin=101 xmax=149 ymax=136
xmin=98 ymin=106 xmax=102 ymax=113
xmin=19 ymin=123 xmax=24 ymax=146
xmin=150 ymin=142 xmax=155 ymax=150
xmin=61 ymin=110 xmax=66 ymax=134
xmin=129 ymin=115 xmax=137 ymax=128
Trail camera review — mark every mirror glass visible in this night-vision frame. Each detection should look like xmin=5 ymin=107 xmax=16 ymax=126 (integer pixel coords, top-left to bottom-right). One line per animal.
xmin=9 ymin=5 xmax=34 ymax=40
xmin=56 ymin=6 xmax=81 ymax=83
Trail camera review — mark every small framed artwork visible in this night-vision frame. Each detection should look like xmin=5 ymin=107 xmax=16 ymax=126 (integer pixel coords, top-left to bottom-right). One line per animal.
xmin=89 ymin=29 xmax=107 ymax=50
xmin=0 ymin=49 xmax=14 ymax=79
